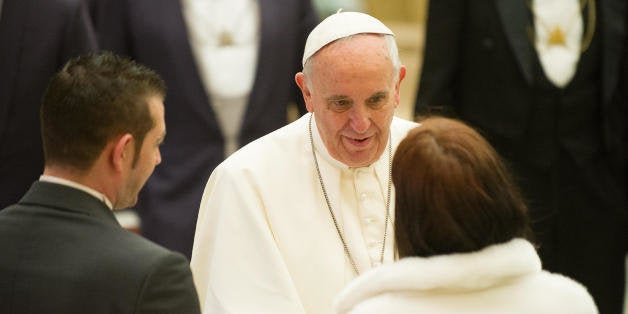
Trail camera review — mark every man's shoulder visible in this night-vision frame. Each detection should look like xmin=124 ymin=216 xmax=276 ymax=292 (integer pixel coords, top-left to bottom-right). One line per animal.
xmin=0 ymin=204 xmax=189 ymax=280
xmin=111 ymin=227 xmax=185 ymax=261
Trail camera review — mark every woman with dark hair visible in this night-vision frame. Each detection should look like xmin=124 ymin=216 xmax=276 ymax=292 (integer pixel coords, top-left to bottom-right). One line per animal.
xmin=335 ymin=117 xmax=598 ymax=314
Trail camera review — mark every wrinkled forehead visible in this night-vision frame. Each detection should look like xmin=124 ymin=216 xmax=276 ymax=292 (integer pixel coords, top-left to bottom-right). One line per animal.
xmin=302 ymin=11 xmax=394 ymax=66
xmin=311 ymin=34 xmax=391 ymax=69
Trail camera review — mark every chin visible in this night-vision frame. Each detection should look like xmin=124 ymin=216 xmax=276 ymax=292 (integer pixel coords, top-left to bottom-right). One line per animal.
xmin=351 ymin=151 xmax=379 ymax=166
xmin=344 ymin=157 xmax=375 ymax=168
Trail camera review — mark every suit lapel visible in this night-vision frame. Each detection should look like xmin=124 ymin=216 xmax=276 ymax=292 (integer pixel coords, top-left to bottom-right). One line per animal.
xmin=249 ymin=0 xmax=268 ymax=101
xmin=600 ymin=0 xmax=626 ymax=104
xmin=241 ymin=0 xmax=270 ymax=127
xmin=0 ymin=0 xmax=31 ymax=138
xmin=495 ymin=0 xmax=534 ymax=84
xmin=173 ymin=0 xmax=232 ymax=126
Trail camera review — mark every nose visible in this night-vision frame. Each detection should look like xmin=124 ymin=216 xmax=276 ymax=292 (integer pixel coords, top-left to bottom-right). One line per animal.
xmin=348 ymin=105 xmax=371 ymax=134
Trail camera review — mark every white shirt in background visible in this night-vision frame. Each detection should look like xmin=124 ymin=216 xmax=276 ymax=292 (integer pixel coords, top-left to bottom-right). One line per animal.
xmin=182 ymin=0 xmax=260 ymax=156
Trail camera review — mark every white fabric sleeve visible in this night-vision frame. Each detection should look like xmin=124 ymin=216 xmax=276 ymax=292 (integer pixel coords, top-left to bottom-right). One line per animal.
xmin=190 ymin=164 xmax=306 ymax=314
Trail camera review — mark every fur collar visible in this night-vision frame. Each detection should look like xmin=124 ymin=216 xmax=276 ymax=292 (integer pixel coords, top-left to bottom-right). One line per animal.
xmin=336 ymin=238 xmax=541 ymax=312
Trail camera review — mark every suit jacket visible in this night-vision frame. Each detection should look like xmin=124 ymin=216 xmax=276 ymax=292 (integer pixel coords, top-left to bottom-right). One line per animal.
xmin=415 ymin=0 xmax=626 ymax=161
xmin=95 ymin=0 xmax=319 ymax=258
xmin=0 ymin=181 xmax=201 ymax=314
xmin=0 ymin=0 xmax=97 ymax=209
xmin=415 ymin=2 xmax=627 ymax=313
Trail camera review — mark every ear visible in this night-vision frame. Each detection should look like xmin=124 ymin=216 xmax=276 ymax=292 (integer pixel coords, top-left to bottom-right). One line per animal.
xmin=112 ymin=134 xmax=134 ymax=172
xmin=394 ymin=66 xmax=407 ymax=108
xmin=295 ymin=72 xmax=314 ymax=112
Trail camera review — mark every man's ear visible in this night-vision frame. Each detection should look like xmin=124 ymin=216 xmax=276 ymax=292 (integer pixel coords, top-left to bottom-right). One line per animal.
xmin=394 ymin=66 xmax=407 ymax=107
xmin=112 ymin=134 xmax=134 ymax=172
xmin=295 ymin=72 xmax=313 ymax=112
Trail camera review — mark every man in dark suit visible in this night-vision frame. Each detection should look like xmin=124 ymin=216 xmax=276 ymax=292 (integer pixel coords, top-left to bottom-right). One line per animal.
xmin=415 ymin=1 xmax=627 ymax=313
xmin=0 ymin=52 xmax=201 ymax=314
xmin=0 ymin=0 xmax=97 ymax=209
xmin=93 ymin=0 xmax=319 ymax=259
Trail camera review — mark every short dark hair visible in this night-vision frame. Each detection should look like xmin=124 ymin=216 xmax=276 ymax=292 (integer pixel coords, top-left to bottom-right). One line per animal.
xmin=393 ymin=117 xmax=532 ymax=258
xmin=41 ymin=52 xmax=166 ymax=171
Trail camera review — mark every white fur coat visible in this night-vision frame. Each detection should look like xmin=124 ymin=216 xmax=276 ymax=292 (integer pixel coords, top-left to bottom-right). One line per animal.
xmin=335 ymin=239 xmax=598 ymax=314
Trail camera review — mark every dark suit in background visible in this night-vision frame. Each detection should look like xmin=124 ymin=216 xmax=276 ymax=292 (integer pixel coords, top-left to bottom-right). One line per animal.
xmin=0 ymin=0 xmax=96 ymax=208
xmin=94 ymin=0 xmax=319 ymax=259
xmin=416 ymin=1 xmax=627 ymax=313
xmin=0 ymin=181 xmax=200 ymax=314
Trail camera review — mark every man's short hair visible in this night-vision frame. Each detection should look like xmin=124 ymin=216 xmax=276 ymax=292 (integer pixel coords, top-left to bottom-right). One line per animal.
xmin=41 ymin=52 xmax=166 ymax=171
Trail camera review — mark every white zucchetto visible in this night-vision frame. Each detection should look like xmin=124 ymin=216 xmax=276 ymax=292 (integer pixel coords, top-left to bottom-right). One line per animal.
xmin=302 ymin=11 xmax=394 ymax=66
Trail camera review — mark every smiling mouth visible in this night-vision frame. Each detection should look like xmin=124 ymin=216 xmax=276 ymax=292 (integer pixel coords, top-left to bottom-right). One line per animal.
xmin=346 ymin=136 xmax=372 ymax=146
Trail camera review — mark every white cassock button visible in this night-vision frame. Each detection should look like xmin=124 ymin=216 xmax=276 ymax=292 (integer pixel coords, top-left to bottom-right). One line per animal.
xmin=360 ymin=193 xmax=367 ymax=200
xmin=364 ymin=217 xmax=374 ymax=224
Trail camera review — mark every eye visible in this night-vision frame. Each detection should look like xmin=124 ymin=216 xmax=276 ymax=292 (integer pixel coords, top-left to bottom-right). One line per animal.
xmin=366 ymin=94 xmax=387 ymax=109
xmin=327 ymin=98 xmax=353 ymax=112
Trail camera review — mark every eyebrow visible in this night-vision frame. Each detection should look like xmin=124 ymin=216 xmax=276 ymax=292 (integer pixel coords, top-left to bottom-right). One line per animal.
xmin=369 ymin=91 xmax=389 ymax=99
xmin=325 ymin=95 xmax=351 ymax=101
xmin=324 ymin=90 xmax=390 ymax=103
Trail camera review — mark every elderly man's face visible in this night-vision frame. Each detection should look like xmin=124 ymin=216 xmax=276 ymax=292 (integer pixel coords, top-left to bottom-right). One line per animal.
xmin=296 ymin=34 xmax=405 ymax=167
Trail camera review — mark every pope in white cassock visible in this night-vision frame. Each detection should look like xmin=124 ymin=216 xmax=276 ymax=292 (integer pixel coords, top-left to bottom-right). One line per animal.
xmin=190 ymin=11 xmax=418 ymax=314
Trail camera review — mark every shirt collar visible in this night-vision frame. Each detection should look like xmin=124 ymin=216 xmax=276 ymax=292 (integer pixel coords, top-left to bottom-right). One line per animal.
xmin=39 ymin=175 xmax=114 ymax=210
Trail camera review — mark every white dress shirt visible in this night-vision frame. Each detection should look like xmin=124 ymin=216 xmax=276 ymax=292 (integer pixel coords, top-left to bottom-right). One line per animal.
xmin=182 ymin=0 xmax=260 ymax=156
xmin=532 ymin=0 xmax=583 ymax=87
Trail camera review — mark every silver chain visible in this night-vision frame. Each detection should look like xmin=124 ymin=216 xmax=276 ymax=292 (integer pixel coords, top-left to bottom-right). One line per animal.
xmin=308 ymin=114 xmax=392 ymax=275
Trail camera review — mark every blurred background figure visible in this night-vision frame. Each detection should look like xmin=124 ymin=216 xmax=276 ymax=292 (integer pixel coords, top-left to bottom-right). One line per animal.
xmin=312 ymin=0 xmax=366 ymax=17
xmin=415 ymin=1 xmax=627 ymax=313
xmin=335 ymin=117 xmax=598 ymax=314
xmin=93 ymin=0 xmax=319 ymax=259
xmin=0 ymin=0 xmax=96 ymax=209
